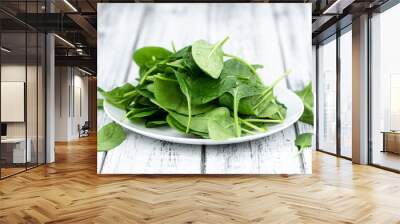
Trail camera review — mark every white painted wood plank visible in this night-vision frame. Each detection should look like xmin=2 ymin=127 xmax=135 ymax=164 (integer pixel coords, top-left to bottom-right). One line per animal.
xmin=204 ymin=4 xmax=303 ymax=174
xmin=298 ymin=124 xmax=313 ymax=174
xmin=207 ymin=4 xmax=286 ymax=86
xmin=99 ymin=106 xmax=202 ymax=175
xmin=100 ymin=4 xmax=211 ymax=174
xmin=206 ymin=128 xmax=301 ymax=174
xmin=126 ymin=4 xmax=211 ymax=83
xmin=101 ymin=138 xmax=202 ymax=174
xmin=272 ymin=4 xmax=313 ymax=174
xmin=97 ymin=4 xmax=145 ymax=90
xmin=97 ymin=4 xmax=146 ymax=173
xmin=96 ymin=153 xmax=104 ymax=174
xmin=96 ymin=109 xmax=110 ymax=173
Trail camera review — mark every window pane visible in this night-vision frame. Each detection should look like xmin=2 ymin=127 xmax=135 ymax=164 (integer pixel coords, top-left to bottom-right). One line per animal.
xmin=38 ymin=32 xmax=46 ymax=165
xmin=318 ymin=37 xmax=337 ymax=154
xmin=27 ymin=31 xmax=38 ymax=169
xmin=1 ymin=31 xmax=27 ymax=177
xmin=340 ymin=29 xmax=352 ymax=158
xmin=371 ymin=4 xmax=400 ymax=171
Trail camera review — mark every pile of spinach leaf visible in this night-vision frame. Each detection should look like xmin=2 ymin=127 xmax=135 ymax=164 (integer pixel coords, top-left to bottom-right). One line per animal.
xmin=99 ymin=37 xmax=292 ymax=141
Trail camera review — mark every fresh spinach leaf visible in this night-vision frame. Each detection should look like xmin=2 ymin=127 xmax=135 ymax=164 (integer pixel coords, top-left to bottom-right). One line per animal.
xmin=133 ymin=46 xmax=172 ymax=68
xmin=166 ymin=114 xmax=187 ymax=133
xmin=168 ymin=46 xmax=190 ymax=61
xmin=191 ymin=37 xmax=229 ymax=79
xmin=295 ymin=82 xmax=314 ymax=125
xmin=97 ymin=99 xmax=104 ymax=109
xmin=97 ymin=122 xmax=126 ymax=152
xmin=189 ymin=75 xmax=236 ymax=105
xmin=229 ymin=84 xmax=265 ymax=137
xmin=217 ymin=59 xmax=266 ymax=136
xmin=98 ymin=83 xmax=136 ymax=110
xmin=167 ymin=114 xmax=208 ymax=138
xmin=168 ymin=110 xmax=209 ymax=134
xmin=126 ymin=107 xmax=159 ymax=119
xmin=171 ymin=61 xmax=237 ymax=105
xmin=175 ymin=71 xmax=192 ymax=133
xmin=167 ymin=59 xmax=185 ymax=69
xmin=153 ymin=74 xmax=215 ymax=115
xmin=182 ymin=47 xmax=203 ymax=74
xmin=207 ymin=108 xmax=236 ymax=140
xmin=135 ymin=84 xmax=155 ymax=100
xmin=295 ymin=133 xmax=313 ymax=152
xmin=219 ymin=88 xmax=274 ymax=117
xmin=145 ymin=120 xmax=167 ymax=128
xmin=168 ymin=107 xmax=235 ymax=140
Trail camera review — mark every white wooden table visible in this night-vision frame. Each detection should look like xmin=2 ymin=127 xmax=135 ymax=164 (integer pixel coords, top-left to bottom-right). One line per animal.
xmin=97 ymin=3 xmax=313 ymax=174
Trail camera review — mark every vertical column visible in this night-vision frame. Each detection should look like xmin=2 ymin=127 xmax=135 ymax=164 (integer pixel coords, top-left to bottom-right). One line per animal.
xmin=336 ymin=30 xmax=341 ymax=157
xmin=46 ymin=1 xmax=55 ymax=163
xmin=352 ymin=14 xmax=369 ymax=164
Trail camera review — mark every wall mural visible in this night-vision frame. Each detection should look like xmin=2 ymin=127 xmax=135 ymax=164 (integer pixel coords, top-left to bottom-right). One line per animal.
xmin=97 ymin=3 xmax=314 ymax=174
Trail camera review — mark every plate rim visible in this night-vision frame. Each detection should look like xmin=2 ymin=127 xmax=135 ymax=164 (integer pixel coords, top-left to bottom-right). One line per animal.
xmin=103 ymin=87 xmax=303 ymax=145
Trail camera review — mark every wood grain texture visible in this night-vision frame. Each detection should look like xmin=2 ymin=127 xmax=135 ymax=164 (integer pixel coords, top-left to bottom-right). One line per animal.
xmin=271 ymin=4 xmax=314 ymax=174
xmin=203 ymin=4 xmax=305 ymax=174
xmin=205 ymin=128 xmax=302 ymax=174
xmin=97 ymin=3 xmax=145 ymax=90
xmin=97 ymin=4 xmax=203 ymax=174
xmin=96 ymin=110 xmax=109 ymax=173
xmin=97 ymin=3 xmax=312 ymax=174
xmin=1 ymin=136 xmax=400 ymax=223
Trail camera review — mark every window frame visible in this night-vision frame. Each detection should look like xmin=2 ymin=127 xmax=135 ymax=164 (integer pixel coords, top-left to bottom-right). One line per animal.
xmin=315 ymin=24 xmax=352 ymax=161
xmin=367 ymin=1 xmax=400 ymax=173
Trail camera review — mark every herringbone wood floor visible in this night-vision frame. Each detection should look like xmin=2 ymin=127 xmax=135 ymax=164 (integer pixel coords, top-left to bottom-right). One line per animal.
xmin=1 ymin=135 xmax=400 ymax=224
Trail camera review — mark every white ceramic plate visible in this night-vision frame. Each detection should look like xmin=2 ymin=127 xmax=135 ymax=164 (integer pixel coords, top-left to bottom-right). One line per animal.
xmin=104 ymin=87 xmax=303 ymax=145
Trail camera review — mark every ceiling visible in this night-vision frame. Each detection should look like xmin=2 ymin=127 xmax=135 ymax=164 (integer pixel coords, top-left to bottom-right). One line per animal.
xmin=0 ymin=0 xmax=393 ymax=74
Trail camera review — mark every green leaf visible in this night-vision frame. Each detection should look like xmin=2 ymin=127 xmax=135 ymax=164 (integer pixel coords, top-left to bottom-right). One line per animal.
xmin=153 ymin=74 xmax=215 ymax=115
xmin=167 ymin=113 xmax=211 ymax=138
xmin=295 ymin=133 xmax=313 ymax=152
xmin=175 ymin=71 xmax=192 ymax=133
xmin=229 ymin=84 xmax=265 ymax=137
xmin=171 ymin=63 xmax=237 ymax=105
xmin=295 ymin=82 xmax=314 ymax=125
xmin=168 ymin=110 xmax=209 ymax=134
xmin=97 ymin=99 xmax=104 ymax=109
xmin=167 ymin=46 xmax=202 ymax=75
xmin=191 ymin=37 xmax=229 ymax=79
xmin=98 ymin=83 xmax=136 ymax=110
xmin=218 ymin=59 xmax=266 ymax=137
xmin=97 ymin=122 xmax=126 ymax=152
xmin=134 ymin=46 xmax=172 ymax=85
xmin=166 ymin=114 xmax=189 ymax=133
xmin=207 ymin=108 xmax=236 ymax=140
xmin=220 ymin=58 xmax=263 ymax=85
xmin=126 ymin=107 xmax=159 ymax=119
xmin=219 ymin=88 xmax=274 ymax=117
xmin=218 ymin=70 xmax=289 ymax=121
xmin=135 ymin=84 xmax=155 ymax=99
xmin=168 ymin=107 xmax=215 ymax=132
xmin=223 ymin=54 xmax=262 ymax=83
xmin=133 ymin=46 xmax=172 ymax=68
xmin=145 ymin=120 xmax=167 ymax=128
xmin=167 ymin=107 xmax=235 ymax=140
xmin=167 ymin=59 xmax=185 ymax=69
xmin=168 ymin=46 xmax=190 ymax=61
